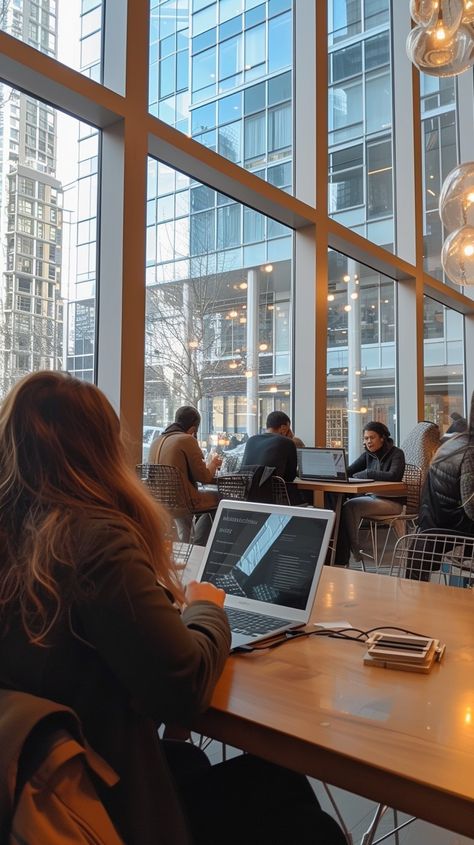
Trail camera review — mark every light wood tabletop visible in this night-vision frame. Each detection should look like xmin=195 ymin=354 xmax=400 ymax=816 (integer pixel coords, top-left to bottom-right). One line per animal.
xmin=192 ymin=567 xmax=474 ymax=837
xmin=295 ymin=478 xmax=407 ymax=505
xmin=294 ymin=479 xmax=408 ymax=564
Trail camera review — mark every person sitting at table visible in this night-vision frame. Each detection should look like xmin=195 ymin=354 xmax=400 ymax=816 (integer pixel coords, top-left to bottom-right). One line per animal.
xmin=241 ymin=410 xmax=297 ymax=482
xmin=149 ymin=405 xmax=221 ymax=544
xmin=405 ymin=394 xmax=474 ymax=580
xmin=0 ymin=371 xmax=346 ymax=845
xmin=336 ymin=421 xmax=406 ymax=565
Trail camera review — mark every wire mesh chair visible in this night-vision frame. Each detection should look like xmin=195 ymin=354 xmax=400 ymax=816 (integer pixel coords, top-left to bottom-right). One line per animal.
xmin=270 ymin=475 xmax=291 ymax=505
xmin=362 ymin=463 xmax=423 ymax=569
xmin=217 ymin=473 xmax=251 ymax=501
xmin=389 ymin=531 xmax=474 ymax=584
xmin=136 ymin=463 xmax=203 ymax=543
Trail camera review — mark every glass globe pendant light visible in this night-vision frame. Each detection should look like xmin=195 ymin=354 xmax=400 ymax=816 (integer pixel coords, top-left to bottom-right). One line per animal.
xmin=407 ymin=0 xmax=474 ymax=76
xmin=410 ymin=0 xmax=464 ymax=32
xmin=441 ymin=225 xmax=474 ymax=284
xmin=406 ymin=22 xmax=474 ymax=75
xmin=439 ymin=162 xmax=474 ymax=231
xmin=462 ymin=0 xmax=474 ymax=23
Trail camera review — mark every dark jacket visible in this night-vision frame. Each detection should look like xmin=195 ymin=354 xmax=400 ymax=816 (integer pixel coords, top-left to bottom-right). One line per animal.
xmin=0 ymin=516 xmax=231 ymax=845
xmin=418 ymin=434 xmax=474 ymax=535
xmin=348 ymin=439 xmax=406 ymax=504
xmin=241 ymin=433 xmax=297 ymax=482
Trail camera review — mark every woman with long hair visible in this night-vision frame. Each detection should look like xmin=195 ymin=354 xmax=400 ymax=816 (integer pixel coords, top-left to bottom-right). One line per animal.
xmin=0 ymin=371 xmax=345 ymax=845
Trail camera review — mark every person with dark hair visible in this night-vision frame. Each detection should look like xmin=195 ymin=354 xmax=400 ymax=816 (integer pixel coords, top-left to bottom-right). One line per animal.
xmin=0 ymin=372 xmax=346 ymax=845
xmin=446 ymin=410 xmax=468 ymax=434
xmin=417 ymin=392 xmax=474 ymax=537
xmin=336 ymin=421 xmax=406 ymax=565
xmin=241 ymin=411 xmax=297 ymax=483
xmin=149 ymin=405 xmax=221 ymax=544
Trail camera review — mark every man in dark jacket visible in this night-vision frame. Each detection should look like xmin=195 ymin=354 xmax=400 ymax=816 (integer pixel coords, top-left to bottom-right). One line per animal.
xmin=336 ymin=421 xmax=406 ymax=565
xmin=241 ymin=411 xmax=297 ymax=482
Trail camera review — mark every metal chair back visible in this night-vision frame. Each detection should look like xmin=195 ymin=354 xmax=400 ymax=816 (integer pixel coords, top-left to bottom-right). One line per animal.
xmin=136 ymin=463 xmax=194 ymax=518
xmin=217 ymin=473 xmax=251 ymax=501
xmin=271 ymin=476 xmax=291 ymax=505
xmin=403 ymin=462 xmax=423 ymax=516
xmin=389 ymin=531 xmax=474 ymax=584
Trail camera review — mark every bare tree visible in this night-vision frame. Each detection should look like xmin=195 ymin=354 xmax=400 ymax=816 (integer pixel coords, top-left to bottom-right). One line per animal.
xmin=144 ymin=229 xmax=248 ymax=425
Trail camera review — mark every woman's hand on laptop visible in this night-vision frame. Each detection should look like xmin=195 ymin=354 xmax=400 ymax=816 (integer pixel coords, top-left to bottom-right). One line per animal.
xmin=185 ymin=580 xmax=226 ymax=608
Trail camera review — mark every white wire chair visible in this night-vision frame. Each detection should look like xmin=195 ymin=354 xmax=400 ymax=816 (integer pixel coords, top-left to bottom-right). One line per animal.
xmin=389 ymin=531 xmax=474 ymax=584
xmin=361 ymin=464 xmax=423 ymax=569
xmin=270 ymin=475 xmax=291 ymax=505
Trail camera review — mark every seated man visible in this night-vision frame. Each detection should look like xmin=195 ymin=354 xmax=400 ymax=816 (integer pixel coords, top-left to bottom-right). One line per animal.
xmin=149 ymin=406 xmax=221 ymax=544
xmin=242 ymin=411 xmax=297 ymax=482
xmin=241 ymin=411 xmax=308 ymax=504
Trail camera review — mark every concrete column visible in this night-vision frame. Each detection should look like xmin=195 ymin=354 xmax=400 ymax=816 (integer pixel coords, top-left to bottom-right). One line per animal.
xmin=347 ymin=260 xmax=362 ymax=462
xmin=246 ymin=269 xmax=259 ymax=436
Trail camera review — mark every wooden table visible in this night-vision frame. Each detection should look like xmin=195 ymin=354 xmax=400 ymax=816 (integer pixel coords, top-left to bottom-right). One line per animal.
xmin=295 ymin=479 xmax=408 ymax=565
xmin=193 ymin=567 xmax=474 ymax=838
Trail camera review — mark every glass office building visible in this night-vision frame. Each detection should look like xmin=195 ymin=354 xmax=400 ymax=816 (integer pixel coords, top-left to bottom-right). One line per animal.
xmin=0 ymin=1 xmax=472 ymax=460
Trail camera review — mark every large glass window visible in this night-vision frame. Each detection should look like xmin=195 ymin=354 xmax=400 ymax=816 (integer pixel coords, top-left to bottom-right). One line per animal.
xmin=0 ymin=88 xmax=99 ymax=400
xmin=144 ymin=158 xmax=292 ymax=454
xmin=327 ymin=250 xmax=397 ymax=460
xmin=421 ymin=77 xmax=458 ymax=284
xmin=424 ymin=297 xmax=465 ymax=431
xmin=328 ymin=1 xmax=394 ymax=251
xmin=0 ymin=0 xmax=103 ymax=78
xmin=149 ymin=1 xmax=294 ymax=192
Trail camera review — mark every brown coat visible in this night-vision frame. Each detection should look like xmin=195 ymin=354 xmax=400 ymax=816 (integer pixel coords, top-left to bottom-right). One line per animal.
xmin=149 ymin=431 xmax=218 ymax=511
xmin=0 ymin=516 xmax=231 ymax=845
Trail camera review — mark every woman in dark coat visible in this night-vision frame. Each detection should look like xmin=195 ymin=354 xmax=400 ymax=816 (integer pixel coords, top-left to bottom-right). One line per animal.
xmin=0 ymin=371 xmax=345 ymax=845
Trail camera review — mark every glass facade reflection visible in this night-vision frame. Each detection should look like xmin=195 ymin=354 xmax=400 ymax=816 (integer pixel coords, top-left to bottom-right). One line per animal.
xmin=0 ymin=2 xmax=99 ymax=399
xmin=149 ymin=0 xmax=293 ymax=192
xmin=328 ymin=0 xmax=394 ymax=251
xmin=0 ymin=0 xmax=103 ymax=77
xmin=326 ymin=250 xmax=396 ymax=460
xmin=424 ymin=297 xmax=465 ymax=432
xmin=145 ymin=159 xmax=292 ymax=450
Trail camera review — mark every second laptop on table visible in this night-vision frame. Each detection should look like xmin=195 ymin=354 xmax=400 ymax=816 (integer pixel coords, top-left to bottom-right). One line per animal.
xmin=297 ymin=446 xmax=375 ymax=484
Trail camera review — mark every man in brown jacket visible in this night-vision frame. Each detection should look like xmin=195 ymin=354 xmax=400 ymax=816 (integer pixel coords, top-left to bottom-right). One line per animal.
xmin=149 ymin=406 xmax=221 ymax=544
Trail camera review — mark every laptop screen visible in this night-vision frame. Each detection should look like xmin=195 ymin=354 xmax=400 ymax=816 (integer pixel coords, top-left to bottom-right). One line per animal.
xmin=298 ymin=447 xmax=347 ymax=480
xmin=199 ymin=506 xmax=328 ymax=611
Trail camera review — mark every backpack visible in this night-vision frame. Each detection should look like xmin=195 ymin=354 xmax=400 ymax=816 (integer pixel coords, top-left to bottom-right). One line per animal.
xmin=0 ymin=692 xmax=124 ymax=845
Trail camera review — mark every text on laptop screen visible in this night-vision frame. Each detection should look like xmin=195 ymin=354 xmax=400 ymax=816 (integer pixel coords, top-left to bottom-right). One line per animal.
xmin=200 ymin=507 xmax=328 ymax=610
xmin=300 ymin=449 xmax=346 ymax=480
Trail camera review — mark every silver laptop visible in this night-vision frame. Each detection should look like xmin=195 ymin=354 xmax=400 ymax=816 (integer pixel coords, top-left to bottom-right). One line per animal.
xmin=196 ymin=500 xmax=335 ymax=650
xmin=297 ymin=447 xmax=374 ymax=483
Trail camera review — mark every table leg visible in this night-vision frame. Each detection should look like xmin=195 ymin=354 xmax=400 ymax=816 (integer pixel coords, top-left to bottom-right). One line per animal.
xmin=329 ymin=494 xmax=343 ymax=566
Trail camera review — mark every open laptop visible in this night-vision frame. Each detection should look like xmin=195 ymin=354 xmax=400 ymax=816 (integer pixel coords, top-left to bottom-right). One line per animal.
xmin=297 ymin=447 xmax=374 ymax=484
xmin=196 ymin=499 xmax=335 ymax=650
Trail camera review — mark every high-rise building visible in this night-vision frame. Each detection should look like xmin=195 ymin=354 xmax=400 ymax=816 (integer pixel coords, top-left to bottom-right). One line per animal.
xmin=0 ymin=0 xmax=64 ymax=395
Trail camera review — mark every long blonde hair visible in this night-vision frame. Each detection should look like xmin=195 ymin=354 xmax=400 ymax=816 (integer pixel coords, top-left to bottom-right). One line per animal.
xmin=0 ymin=371 xmax=183 ymax=644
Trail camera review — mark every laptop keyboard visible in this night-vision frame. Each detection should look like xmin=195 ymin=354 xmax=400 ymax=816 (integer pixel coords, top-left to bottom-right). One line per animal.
xmin=225 ymin=606 xmax=289 ymax=636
